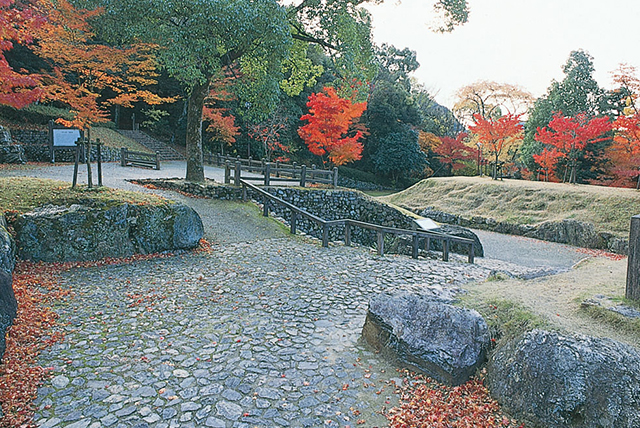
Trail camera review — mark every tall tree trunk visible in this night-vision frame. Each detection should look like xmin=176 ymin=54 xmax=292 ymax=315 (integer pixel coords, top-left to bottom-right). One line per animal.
xmin=185 ymin=80 xmax=209 ymax=182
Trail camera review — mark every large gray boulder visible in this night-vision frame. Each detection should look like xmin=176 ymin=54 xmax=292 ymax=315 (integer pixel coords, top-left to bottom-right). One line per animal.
xmin=0 ymin=215 xmax=16 ymax=274
xmin=0 ymin=271 xmax=17 ymax=361
xmin=12 ymin=202 xmax=203 ymax=262
xmin=487 ymin=329 xmax=640 ymax=428
xmin=362 ymin=291 xmax=490 ymax=386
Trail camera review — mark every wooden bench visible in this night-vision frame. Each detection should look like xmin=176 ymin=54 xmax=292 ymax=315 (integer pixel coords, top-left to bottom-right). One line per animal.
xmin=120 ymin=148 xmax=160 ymax=170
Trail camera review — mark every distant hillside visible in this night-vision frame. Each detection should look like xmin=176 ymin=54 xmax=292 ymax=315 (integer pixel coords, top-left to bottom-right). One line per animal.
xmin=382 ymin=176 xmax=640 ymax=238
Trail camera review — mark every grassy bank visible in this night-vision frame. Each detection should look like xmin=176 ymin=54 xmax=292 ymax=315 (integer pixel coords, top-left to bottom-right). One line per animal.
xmin=382 ymin=176 xmax=640 ymax=238
xmin=0 ymin=177 xmax=167 ymax=214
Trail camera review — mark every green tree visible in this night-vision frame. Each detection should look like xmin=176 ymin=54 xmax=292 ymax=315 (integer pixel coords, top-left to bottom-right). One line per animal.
xmin=373 ymin=127 xmax=427 ymax=183
xmin=521 ymin=50 xmax=609 ymax=171
xmin=86 ymin=0 xmax=380 ymax=181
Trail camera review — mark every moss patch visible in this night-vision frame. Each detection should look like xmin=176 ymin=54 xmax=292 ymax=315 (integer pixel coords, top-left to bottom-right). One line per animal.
xmin=0 ymin=177 xmax=168 ymax=214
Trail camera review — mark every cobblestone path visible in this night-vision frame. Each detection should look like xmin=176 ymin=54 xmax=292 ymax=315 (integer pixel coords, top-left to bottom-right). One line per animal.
xmin=33 ymin=238 xmax=490 ymax=428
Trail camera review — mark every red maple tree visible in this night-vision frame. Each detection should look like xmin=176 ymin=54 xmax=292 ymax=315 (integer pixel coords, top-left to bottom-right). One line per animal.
xmin=203 ymin=77 xmax=239 ymax=155
xmin=532 ymin=147 xmax=562 ymax=182
xmin=606 ymin=113 xmax=640 ymax=188
xmin=0 ymin=0 xmax=45 ymax=108
xmin=433 ymin=132 xmax=476 ymax=174
xmin=535 ymin=112 xmax=611 ymax=183
xmin=469 ymin=113 xmax=523 ymax=179
xmin=298 ymin=87 xmax=367 ymax=166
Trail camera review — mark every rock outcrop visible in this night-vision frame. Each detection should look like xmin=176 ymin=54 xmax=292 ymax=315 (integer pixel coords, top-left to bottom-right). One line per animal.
xmin=0 ymin=215 xmax=16 ymax=274
xmin=0 ymin=125 xmax=25 ymax=164
xmin=487 ymin=329 xmax=640 ymax=428
xmin=362 ymin=290 xmax=490 ymax=386
xmin=12 ymin=202 xmax=203 ymax=262
xmin=0 ymin=271 xmax=17 ymax=360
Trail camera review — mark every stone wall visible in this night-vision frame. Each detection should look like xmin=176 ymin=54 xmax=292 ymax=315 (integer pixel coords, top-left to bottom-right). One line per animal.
xmin=264 ymin=187 xmax=416 ymax=248
xmin=5 ymin=129 xmax=121 ymax=163
xmin=134 ymin=179 xmax=422 ymax=250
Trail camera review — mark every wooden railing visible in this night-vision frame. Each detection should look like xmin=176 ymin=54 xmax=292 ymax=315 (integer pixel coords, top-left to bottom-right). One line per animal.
xmin=120 ymin=148 xmax=160 ymax=170
xmin=209 ymin=154 xmax=338 ymax=188
xmin=241 ymin=179 xmax=476 ymax=263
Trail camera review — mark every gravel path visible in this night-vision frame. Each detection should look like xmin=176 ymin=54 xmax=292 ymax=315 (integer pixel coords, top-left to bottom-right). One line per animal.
xmin=32 ymin=240 xmax=490 ymax=428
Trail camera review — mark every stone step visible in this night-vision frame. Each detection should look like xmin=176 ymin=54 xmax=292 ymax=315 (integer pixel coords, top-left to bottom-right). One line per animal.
xmin=116 ymin=130 xmax=184 ymax=161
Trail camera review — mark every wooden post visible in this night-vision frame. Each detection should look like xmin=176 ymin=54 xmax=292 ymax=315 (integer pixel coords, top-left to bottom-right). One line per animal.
xmin=120 ymin=147 xmax=126 ymax=167
xmin=242 ymin=183 xmax=247 ymax=202
xmin=263 ymin=195 xmax=269 ymax=217
xmin=225 ymin=161 xmax=230 ymax=184
xmin=322 ymin=224 xmax=329 ymax=248
xmin=72 ymin=138 xmax=81 ymax=188
xmin=300 ymin=165 xmax=307 ymax=187
xmin=344 ymin=222 xmax=351 ymax=246
xmin=443 ymin=238 xmax=449 ymax=262
xmin=311 ymin=164 xmax=316 ymax=181
xmin=96 ymin=139 xmax=103 ymax=187
xmin=275 ymin=160 xmax=280 ymax=177
xmin=234 ymin=161 xmax=241 ymax=186
xmin=291 ymin=211 xmax=297 ymax=234
xmin=468 ymin=242 xmax=475 ymax=264
xmin=155 ymin=152 xmax=160 ymax=170
xmin=85 ymin=137 xmax=93 ymax=189
xmin=264 ymin=162 xmax=271 ymax=186
xmin=377 ymin=231 xmax=384 ymax=256
xmin=626 ymin=215 xmax=640 ymax=300
xmin=412 ymin=234 xmax=419 ymax=259
xmin=333 ymin=167 xmax=338 ymax=188
xmin=425 ymin=237 xmax=431 ymax=253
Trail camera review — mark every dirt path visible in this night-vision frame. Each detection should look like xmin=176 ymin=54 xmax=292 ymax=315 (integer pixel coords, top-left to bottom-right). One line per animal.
xmin=466 ymin=255 xmax=639 ymax=347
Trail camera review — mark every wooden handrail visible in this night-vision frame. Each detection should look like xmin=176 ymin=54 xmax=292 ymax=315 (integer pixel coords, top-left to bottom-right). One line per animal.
xmin=241 ymin=179 xmax=475 ymax=263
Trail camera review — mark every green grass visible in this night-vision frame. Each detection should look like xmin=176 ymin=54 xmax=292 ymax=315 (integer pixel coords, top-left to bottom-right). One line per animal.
xmin=580 ymin=305 xmax=640 ymax=336
xmin=362 ymin=190 xmax=398 ymax=197
xmin=90 ymin=127 xmax=152 ymax=153
xmin=383 ymin=176 xmax=640 ymax=238
xmin=460 ymin=297 xmax=548 ymax=341
xmin=0 ymin=177 xmax=168 ymax=214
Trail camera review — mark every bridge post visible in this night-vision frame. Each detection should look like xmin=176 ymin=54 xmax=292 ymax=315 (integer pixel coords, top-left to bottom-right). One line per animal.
xmin=264 ymin=163 xmax=271 ymax=186
xmin=412 ymin=234 xmax=419 ymax=259
xmin=291 ymin=211 xmax=297 ymax=234
xmin=344 ymin=223 xmax=351 ymax=246
xmin=300 ymin=165 xmax=307 ymax=187
xmin=442 ymin=239 xmax=449 ymax=262
xmin=377 ymin=231 xmax=384 ymax=256
xmin=322 ymin=224 xmax=329 ymax=248
xmin=333 ymin=167 xmax=338 ymax=188
xmin=234 ymin=161 xmax=241 ymax=186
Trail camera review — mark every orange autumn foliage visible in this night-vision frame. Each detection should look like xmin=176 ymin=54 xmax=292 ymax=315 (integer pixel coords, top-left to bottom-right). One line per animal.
xmin=607 ymin=113 xmax=640 ymax=188
xmin=32 ymin=0 xmax=174 ymax=128
xmin=0 ymin=0 xmax=44 ymax=108
xmin=469 ymin=113 xmax=523 ymax=179
xmin=298 ymin=87 xmax=367 ymax=166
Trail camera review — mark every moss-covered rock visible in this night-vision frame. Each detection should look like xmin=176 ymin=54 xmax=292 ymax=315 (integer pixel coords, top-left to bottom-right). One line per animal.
xmin=12 ymin=202 xmax=203 ymax=262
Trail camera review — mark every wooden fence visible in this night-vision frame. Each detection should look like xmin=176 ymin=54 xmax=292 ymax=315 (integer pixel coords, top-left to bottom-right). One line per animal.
xmin=240 ymin=179 xmax=476 ymax=263
xmin=209 ymin=154 xmax=338 ymax=188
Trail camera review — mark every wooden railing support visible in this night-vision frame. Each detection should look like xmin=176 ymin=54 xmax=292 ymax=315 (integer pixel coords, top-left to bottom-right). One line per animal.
xmin=322 ymin=224 xmax=329 ymax=248
xmin=291 ymin=211 xmax=297 ymax=234
xmin=377 ymin=231 xmax=385 ymax=256
xmin=443 ymin=239 xmax=449 ymax=262
xmin=345 ymin=223 xmax=351 ymax=246
xmin=264 ymin=162 xmax=271 ymax=186
xmin=234 ymin=161 xmax=241 ymax=186
xmin=412 ymin=234 xmax=419 ymax=259
xmin=300 ymin=165 xmax=307 ymax=187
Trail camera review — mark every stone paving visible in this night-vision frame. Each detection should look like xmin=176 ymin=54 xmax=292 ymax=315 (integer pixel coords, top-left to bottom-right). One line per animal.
xmin=32 ymin=237 xmax=492 ymax=428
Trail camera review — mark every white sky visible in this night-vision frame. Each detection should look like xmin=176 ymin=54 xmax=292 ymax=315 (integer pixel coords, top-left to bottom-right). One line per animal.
xmin=366 ymin=0 xmax=640 ymax=108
